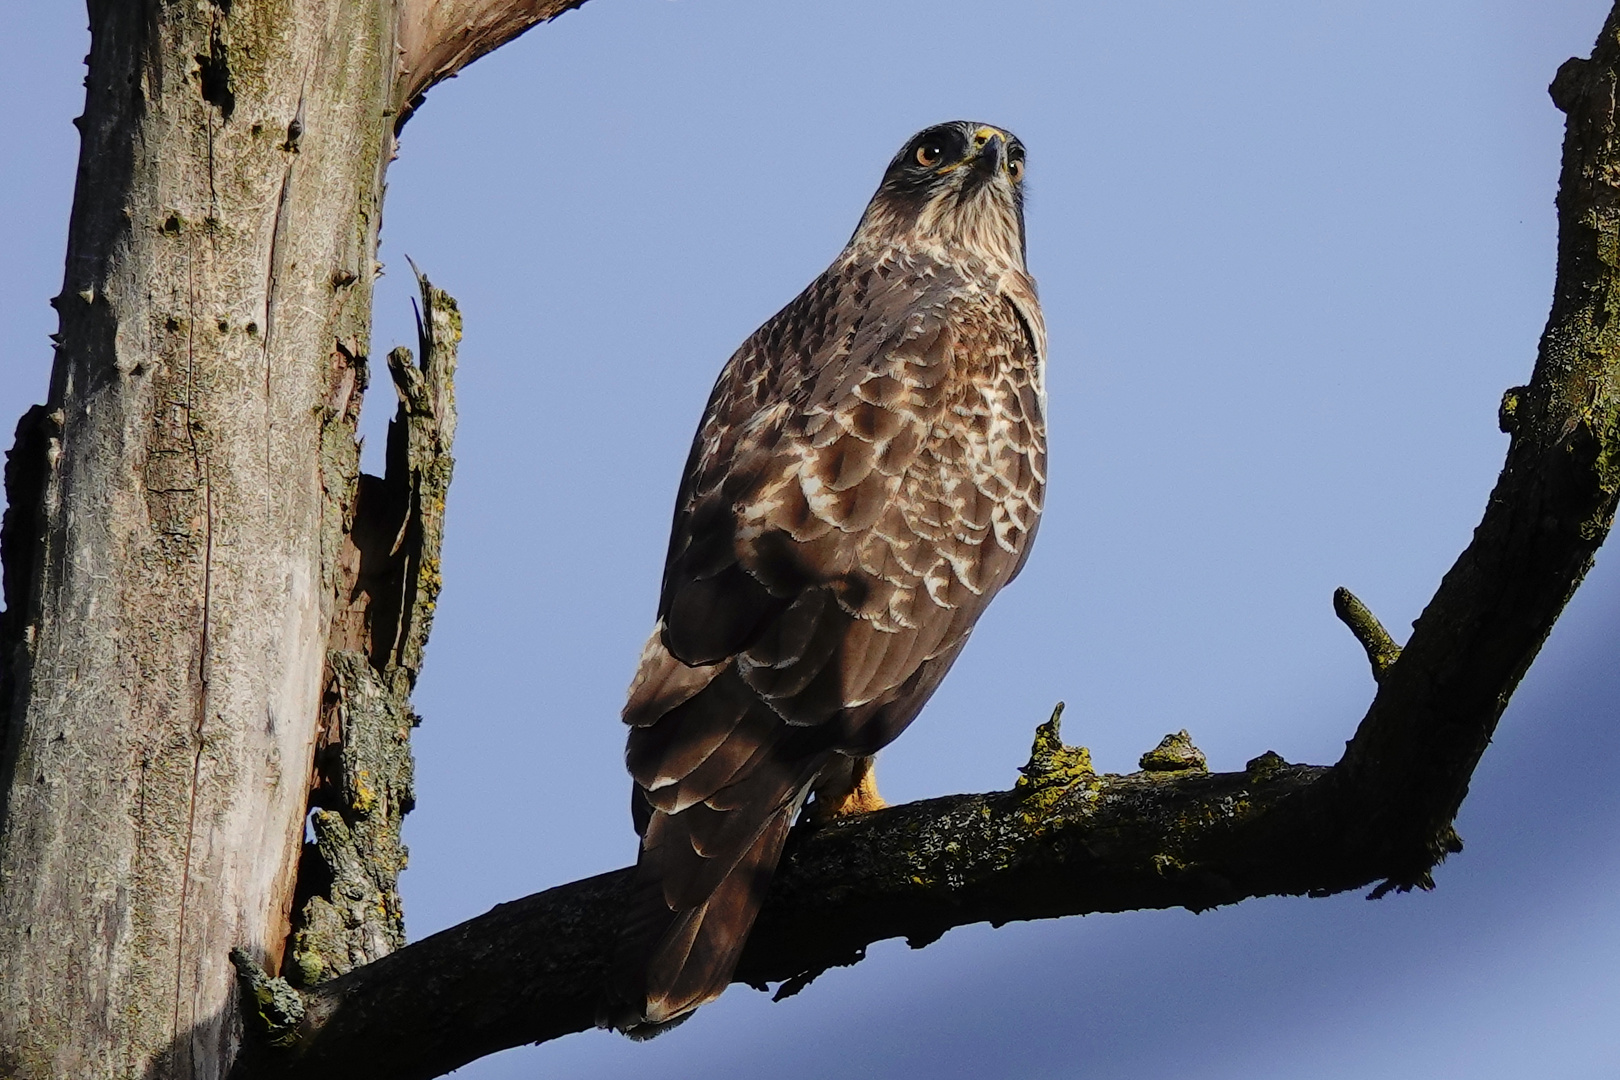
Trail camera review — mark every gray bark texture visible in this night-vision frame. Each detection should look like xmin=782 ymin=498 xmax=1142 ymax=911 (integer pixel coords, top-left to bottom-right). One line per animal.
xmin=0 ymin=0 xmax=571 ymax=1077
xmin=1 ymin=1 xmax=1618 ymax=1079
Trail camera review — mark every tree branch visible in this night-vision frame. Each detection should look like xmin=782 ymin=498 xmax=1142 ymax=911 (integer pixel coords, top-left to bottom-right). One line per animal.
xmin=395 ymin=0 xmax=592 ymax=124
xmin=238 ymin=719 xmax=1340 ymax=1080
xmin=230 ymin=5 xmax=1620 ymax=1077
xmin=1321 ymin=8 xmax=1620 ymax=892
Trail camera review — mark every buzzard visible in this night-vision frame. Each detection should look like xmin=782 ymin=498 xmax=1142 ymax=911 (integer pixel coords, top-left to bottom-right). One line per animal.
xmin=602 ymin=121 xmax=1047 ymax=1034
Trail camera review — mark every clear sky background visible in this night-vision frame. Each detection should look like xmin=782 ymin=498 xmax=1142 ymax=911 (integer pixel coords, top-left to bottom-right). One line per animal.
xmin=4 ymin=1 xmax=1619 ymax=1077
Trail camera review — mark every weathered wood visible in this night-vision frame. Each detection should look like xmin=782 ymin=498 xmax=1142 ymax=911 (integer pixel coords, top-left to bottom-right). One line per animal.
xmin=395 ymin=0 xmax=590 ymax=122
xmin=0 ymin=0 xmax=580 ymax=1074
xmin=288 ymin=272 xmax=461 ymax=988
xmin=6 ymin=0 xmax=1619 ymax=1077
xmin=0 ymin=0 xmax=397 ymax=1075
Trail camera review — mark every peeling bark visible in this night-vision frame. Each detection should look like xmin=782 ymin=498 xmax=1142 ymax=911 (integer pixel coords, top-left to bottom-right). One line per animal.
xmin=0 ymin=0 xmax=560 ymax=1067
xmin=225 ymin=6 xmax=1620 ymax=1078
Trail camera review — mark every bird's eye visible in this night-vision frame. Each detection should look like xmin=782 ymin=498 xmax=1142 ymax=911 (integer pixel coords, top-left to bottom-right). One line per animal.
xmin=916 ymin=141 xmax=944 ymax=167
xmin=1007 ymin=151 xmax=1025 ymax=182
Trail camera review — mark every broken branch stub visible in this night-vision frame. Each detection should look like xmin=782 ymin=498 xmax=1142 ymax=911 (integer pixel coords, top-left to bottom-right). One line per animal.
xmin=1332 ymin=587 xmax=1403 ymax=684
xmin=286 ymin=272 xmax=461 ymax=989
xmin=394 ymin=0 xmax=592 ymax=125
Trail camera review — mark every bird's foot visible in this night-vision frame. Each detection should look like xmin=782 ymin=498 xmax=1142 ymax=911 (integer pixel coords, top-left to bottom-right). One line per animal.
xmin=810 ymin=755 xmax=889 ymax=822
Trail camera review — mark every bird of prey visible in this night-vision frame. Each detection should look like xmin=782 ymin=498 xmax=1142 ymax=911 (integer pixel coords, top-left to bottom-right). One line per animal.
xmin=602 ymin=120 xmax=1047 ymax=1035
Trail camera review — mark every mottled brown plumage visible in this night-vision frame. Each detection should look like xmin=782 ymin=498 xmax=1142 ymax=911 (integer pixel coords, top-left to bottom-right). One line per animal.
xmin=602 ymin=121 xmax=1047 ymax=1034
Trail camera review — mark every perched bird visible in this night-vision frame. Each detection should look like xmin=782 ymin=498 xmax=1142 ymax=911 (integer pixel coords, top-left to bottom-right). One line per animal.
xmin=602 ymin=121 xmax=1047 ymax=1035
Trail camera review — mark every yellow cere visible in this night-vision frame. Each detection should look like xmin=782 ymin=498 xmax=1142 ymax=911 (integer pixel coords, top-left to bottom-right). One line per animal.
xmin=937 ymin=127 xmax=1013 ymax=176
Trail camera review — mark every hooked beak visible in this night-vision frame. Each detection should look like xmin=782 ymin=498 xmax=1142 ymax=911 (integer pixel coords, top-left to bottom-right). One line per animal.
xmin=969 ymin=127 xmax=1006 ymax=179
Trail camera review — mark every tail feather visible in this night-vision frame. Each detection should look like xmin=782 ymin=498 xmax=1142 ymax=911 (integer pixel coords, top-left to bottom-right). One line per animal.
xmin=602 ymin=795 xmax=800 ymax=1034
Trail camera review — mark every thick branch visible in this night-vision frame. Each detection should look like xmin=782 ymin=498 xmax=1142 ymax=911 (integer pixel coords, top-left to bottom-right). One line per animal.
xmin=239 ymin=729 xmax=1337 ymax=1080
xmin=231 ymin=5 xmax=1620 ymax=1077
xmin=1320 ymin=6 xmax=1620 ymax=888
xmin=395 ymin=0 xmax=591 ymax=122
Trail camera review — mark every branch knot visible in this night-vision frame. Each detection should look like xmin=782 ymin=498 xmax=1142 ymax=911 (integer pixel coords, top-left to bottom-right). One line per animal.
xmin=230 ymin=948 xmax=306 ymax=1048
xmin=1016 ymin=704 xmax=1098 ymax=820
xmin=1138 ymin=730 xmax=1208 ymax=773
xmin=1498 ymin=385 xmax=1528 ymax=434
xmin=1550 ymin=55 xmax=1591 ymax=114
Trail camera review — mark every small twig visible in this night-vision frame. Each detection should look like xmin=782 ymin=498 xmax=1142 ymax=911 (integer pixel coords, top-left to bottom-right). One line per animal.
xmin=1333 ymin=587 xmax=1403 ymax=683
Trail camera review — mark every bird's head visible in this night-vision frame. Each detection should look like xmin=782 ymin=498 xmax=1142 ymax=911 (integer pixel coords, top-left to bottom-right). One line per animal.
xmin=850 ymin=121 xmax=1028 ymax=269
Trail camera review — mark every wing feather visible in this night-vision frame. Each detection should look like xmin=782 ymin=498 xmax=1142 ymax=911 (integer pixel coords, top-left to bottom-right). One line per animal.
xmin=608 ymin=247 xmax=1047 ymax=1031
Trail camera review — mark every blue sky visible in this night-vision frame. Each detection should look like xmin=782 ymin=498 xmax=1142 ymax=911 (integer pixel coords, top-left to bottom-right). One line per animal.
xmin=3 ymin=1 xmax=1618 ymax=1077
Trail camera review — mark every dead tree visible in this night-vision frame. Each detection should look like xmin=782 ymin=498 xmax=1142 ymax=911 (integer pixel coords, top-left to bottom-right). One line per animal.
xmin=0 ymin=0 xmax=577 ymax=1075
xmin=1 ymin=2 xmax=1617 ymax=1079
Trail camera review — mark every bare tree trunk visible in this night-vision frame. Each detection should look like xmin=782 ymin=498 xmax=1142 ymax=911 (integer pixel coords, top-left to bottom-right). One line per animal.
xmin=0 ymin=0 xmax=586 ymax=1067
xmin=0 ymin=1 xmax=400 ymax=1073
